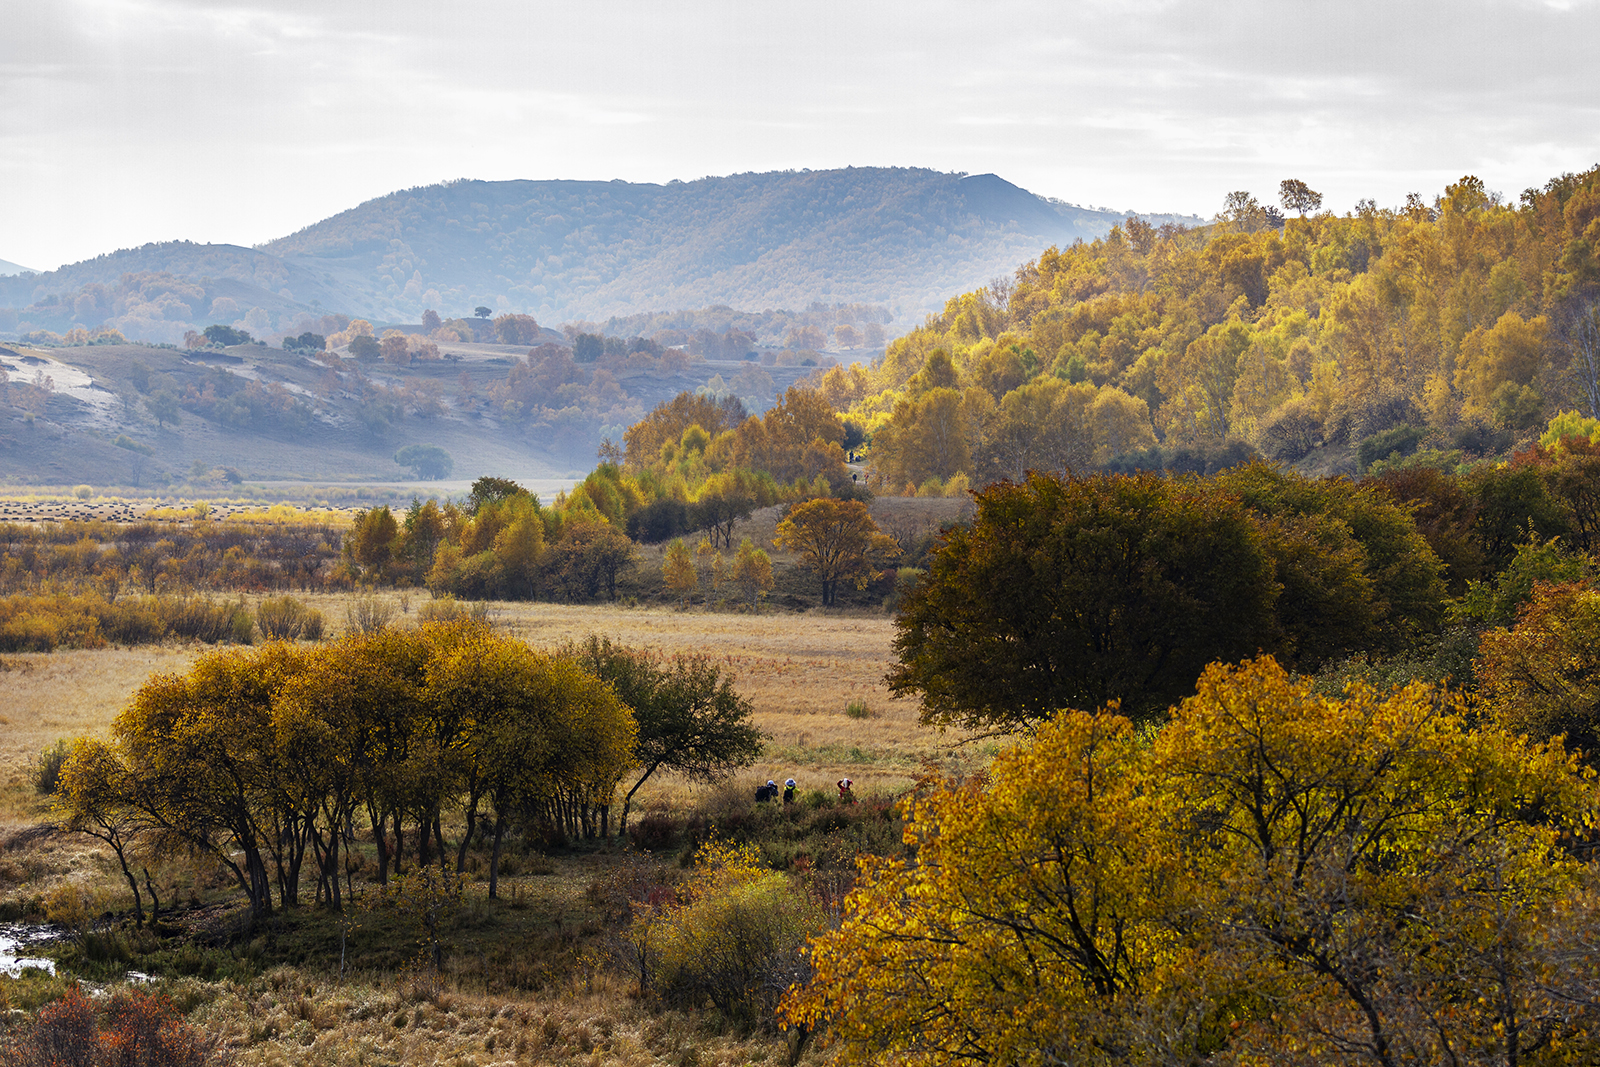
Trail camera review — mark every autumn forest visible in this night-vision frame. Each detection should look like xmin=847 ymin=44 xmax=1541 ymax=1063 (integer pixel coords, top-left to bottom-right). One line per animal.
xmin=5 ymin=165 xmax=1600 ymax=1066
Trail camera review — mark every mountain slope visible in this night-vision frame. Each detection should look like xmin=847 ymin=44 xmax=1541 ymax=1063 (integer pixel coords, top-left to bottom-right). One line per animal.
xmin=1 ymin=169 xmax=1200 ymax=345
xmin=261 ymin=168 xmax=1193 ymax=322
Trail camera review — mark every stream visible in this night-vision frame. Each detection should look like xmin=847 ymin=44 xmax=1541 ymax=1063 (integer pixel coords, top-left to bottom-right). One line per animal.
xmin=0 ymin=922 xmax=59 ymax=977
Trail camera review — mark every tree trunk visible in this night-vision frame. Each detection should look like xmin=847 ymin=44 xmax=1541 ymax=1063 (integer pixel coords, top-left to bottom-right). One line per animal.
xmin=488 ymin=816 xmax=507 ymax=900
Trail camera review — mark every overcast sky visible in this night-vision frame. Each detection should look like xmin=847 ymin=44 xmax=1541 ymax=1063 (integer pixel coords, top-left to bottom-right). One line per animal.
xmin=2 ymin=0 xmax=1596 ymax=272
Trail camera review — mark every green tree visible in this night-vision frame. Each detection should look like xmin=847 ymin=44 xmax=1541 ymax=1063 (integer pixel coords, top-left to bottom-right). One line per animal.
xmin=394 ymin=443 xmax=454 ymax=480
xmin=889 ymin=471 xmax=1277 ymax=729
xmin=147 ymin=390 xmax=181 ymax=429
xmin=567 ymin=635 xmax=763 ymax=836
xmin=468 ymin=475 xmax=532 ymax=514
xmin=348 ymin=335 xmax=381 ymax=362
xmin=1216 ymin=461 xmax=1448 ymax=657
xmin=203 ymin=324 xmax=252 ymax=346
xmin=772 ymin=498 xmax=898 ymax=607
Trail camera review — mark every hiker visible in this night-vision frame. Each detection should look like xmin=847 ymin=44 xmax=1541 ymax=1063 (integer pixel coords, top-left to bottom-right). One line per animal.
xmin=837 ymin=777 xmax=854 ymax=804
xmin=756 ymin=779 xmax=778 ymax=802
xmin=783 ymin=778 xmax=796 ymax=804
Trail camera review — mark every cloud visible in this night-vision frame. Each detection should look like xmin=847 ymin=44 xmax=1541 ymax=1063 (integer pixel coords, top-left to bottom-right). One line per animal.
xmin=1 ymin=0 xmax=1596 ymax=271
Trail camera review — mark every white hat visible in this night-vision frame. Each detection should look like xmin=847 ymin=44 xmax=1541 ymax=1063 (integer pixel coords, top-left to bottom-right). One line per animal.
xmin=767 ymin=780 xmax=777 ymax=786
xmin=785 ymin=779 xmax=796 ymax=787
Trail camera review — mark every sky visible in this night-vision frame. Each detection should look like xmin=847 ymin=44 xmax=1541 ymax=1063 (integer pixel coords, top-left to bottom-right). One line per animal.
xmin=2 ymin=0 xmax=1597 ymax=273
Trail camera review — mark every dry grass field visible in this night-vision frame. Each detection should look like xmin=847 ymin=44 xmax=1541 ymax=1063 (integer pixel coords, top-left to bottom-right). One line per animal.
xmin=0 ymin=566 xmax=1000 ymax=1066
xmin=1 ymin=593 xmax=979 ymax=826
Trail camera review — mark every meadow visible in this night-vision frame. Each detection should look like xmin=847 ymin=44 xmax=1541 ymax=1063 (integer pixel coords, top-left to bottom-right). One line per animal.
xmin=0 ymin=590 xmax=978 ymax=1065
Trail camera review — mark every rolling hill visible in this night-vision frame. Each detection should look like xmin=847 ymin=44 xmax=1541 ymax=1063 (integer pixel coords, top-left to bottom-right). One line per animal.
xmin=0 ymin=168 xmax=1199 ymax=346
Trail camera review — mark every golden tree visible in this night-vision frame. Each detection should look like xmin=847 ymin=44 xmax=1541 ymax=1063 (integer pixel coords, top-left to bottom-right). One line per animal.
xmin=772 ymin=498 xmax=898 ymax=607
xmin=787 ymin=657 xmax=1600 ymax=1066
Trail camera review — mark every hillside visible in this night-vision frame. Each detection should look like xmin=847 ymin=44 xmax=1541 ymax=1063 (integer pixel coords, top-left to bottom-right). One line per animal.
xmin=0 ymin=168 xmax=1199 ymax=345
xmin=0 ymin=334 xmax=822 ymax=489
xmin=816 ymin=168 xmax=1600 ymax=489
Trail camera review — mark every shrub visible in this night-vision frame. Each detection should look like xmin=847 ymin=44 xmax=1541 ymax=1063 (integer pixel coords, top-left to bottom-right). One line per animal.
xmin=0 ymin=985 xmax=225 ymax=1067
xmin=256 ymin=596 xmax=324 ymax=641
xmin=1357 ymin=423 xmax=1425 ymax=471
xmin=642 ymin=840 xmax=822 ymax=1030
xmin=629 ymin=812 xmax=680 ymax=851
xmin=161 ymin=596 xmax=251 ymax=644
xmin=845 ymin=699 xmax=872 ymax=719
xmin=417 ymin=595 xmax=490 ymax=624
xmin=32 ymin=739 xmax=71 ymax=794
xmin=345 ymin=595 xmax=396 ymax=634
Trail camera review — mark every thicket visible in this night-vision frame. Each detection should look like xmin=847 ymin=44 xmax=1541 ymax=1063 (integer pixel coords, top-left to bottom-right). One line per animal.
xmin=0 ymin=517 xmax=343 ymax=595
xmin=56 ymin=623 xmax=638 ymax=919
xmin=0 ymin=590 xmax=253 ymax=651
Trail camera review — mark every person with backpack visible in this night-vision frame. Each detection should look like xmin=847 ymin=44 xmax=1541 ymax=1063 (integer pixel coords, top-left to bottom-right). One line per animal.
xmin=756 ymin=779 xmax=778 ymax=802
xmin=837 ymin=777 xmax=854 ymax=804
xmin=783 ymin=778 xmax=796 ymax=804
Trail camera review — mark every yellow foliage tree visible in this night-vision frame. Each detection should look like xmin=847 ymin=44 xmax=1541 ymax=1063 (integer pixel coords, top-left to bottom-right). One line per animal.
xmin=787 ymin=657 xmax=1600 ymax=1065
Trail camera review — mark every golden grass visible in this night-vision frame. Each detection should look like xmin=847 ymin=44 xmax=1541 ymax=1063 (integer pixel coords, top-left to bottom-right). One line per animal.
xmin=0 ymin=647 xmax=199 ymax=820
xmin=178 ymin=967 xmax=813 ymax=1067
xmin=0 ymin=595 xmax=974 ymax=822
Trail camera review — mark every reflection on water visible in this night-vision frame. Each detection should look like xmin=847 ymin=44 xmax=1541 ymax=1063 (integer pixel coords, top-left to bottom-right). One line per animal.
xmin=0 ymin=923 xmax=59 ymax=977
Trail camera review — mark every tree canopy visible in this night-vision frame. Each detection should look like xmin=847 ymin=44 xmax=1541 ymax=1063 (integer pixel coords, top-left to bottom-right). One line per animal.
xmin=57 ymin=622 xmax=637 ymax=915
xmin=889 ymin=470 xmax=1278 ymax=728
xmin=773 ymin=498 xmax=899 ymax=607
xmin=565 ymin=634 xmax=763 ymax=835
xmin=787 ymin=657 xmax=1600 ymax=1065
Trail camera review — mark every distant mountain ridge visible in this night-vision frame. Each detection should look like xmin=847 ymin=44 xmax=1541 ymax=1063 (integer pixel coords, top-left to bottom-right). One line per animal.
xmin=0 ymin=168 xmax=1201 ymax=343
xmin=0 ymin=257 xmax=40 ymax=277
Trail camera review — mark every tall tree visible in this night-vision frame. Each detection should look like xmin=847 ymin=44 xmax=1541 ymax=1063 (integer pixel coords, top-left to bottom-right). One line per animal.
xmin=1278 ymin=178 xmax=1324 ymax=216
xmin=566 ymin=635 xmax=763 ymax=836
xmin=773 ymin=498 xmax=898 ymax=607
xmin=889 ymin=471 xmax=1277 ymax=729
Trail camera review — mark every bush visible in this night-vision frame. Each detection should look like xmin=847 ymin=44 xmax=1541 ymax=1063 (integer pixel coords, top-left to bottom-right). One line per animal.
xmin=417 ymin=595 xmax=489 ymax=624
xmin=0 ymin=985 xmax=225 ymax=1067
xmin=0 ymin=592 xmax=262 ymax=652
xmin=161 ymin=596 xmax=252 ymax=644
xmin=345 ymin=595 xmax=395 ymax=634
xmin=1357 ymin=423 xmax=1425 ymax=471
xmin=641 ymin=840 xmax=822 ymax=1030
xmin=32 ymin=739 xmax=71 ymax=794
xmin=256 ymin=595 xmax=324 ymax=641
xmin=845 ymin=699 xmax=872 ymax=719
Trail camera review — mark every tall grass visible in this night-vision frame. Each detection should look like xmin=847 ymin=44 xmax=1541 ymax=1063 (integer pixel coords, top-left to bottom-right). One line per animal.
xmin=0 ymin=590 xmax=254 ymax=652
xmin=256 ymin=595 xmax=325 ymax=640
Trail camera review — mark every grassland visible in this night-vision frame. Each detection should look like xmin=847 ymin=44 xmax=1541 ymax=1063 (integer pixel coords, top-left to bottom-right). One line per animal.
xmin=0 ymin=596 xmax=963 ymax=817
xmin=0 ymin=591 xmax=980 ymax=1063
